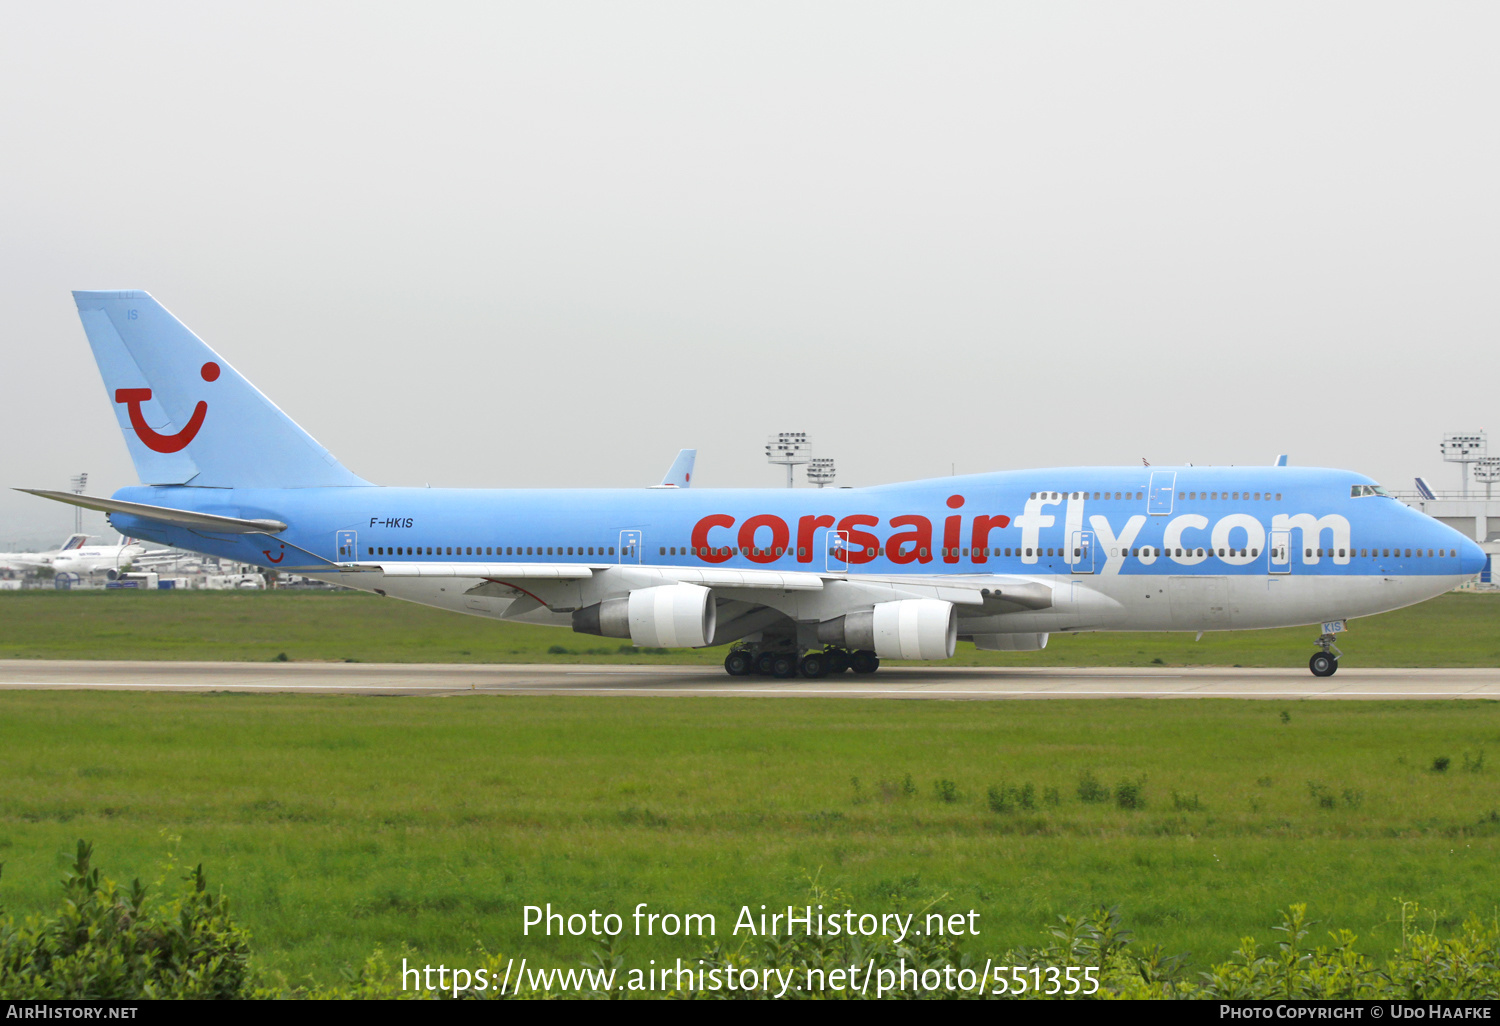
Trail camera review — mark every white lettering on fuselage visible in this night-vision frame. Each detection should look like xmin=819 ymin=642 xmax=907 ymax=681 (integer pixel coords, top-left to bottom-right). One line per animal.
xmin=1089 ymin=514 xmax=1147 ymax=575
xmin=1014 ymin=494 xmax=1062 ymax=564
xmin=1273 ymin=513 xmax=1352 ymax=564
xmin=1163 ymin=514 xmax=1209 ymax=565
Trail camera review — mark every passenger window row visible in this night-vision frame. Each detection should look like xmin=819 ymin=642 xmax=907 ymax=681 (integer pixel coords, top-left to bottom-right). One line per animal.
xmin=1178 ymin=491 xmax=1281 ymax=501
xmin=1031 ymin=491 xmax=1145 ymax=501
xmin=1354 ymin=548 xmax=1456 ymax=558
xmin=1027 ymin=490 xmax=1284 ymax=502
xmin=367 ymin=545 xmax=617 ymax=557
xmin=363 ymin=542 xmax=1455 ymax=562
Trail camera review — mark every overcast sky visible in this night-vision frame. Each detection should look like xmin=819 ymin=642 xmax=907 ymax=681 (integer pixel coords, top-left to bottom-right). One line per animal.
xmin=2 ymin=2 xmax=1496 ymax=546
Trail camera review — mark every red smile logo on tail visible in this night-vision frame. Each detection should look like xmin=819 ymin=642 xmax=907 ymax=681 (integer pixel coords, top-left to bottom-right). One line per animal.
xmin=114 ymin=362 xmax=219 ymax=453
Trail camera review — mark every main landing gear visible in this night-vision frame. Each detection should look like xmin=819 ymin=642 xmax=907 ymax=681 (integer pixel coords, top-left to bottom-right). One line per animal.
xmin=723 ymin=646 xmax=879 ymax=679
xmin=1308 ymin=625 xmax=1344 ymax=677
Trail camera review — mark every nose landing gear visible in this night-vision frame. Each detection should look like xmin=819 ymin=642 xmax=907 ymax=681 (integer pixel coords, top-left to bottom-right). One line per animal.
xmin=1308 ymin=621 xmax=1345 ymax=677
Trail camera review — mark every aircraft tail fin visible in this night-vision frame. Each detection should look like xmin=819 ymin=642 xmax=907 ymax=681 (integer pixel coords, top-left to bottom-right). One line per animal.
xmin=653 ymin=449 xmax=696 ymax=488
xmin=60 ymin=533 xmax=89 ymax=551
xmin=1415 ymin=476 xmax=1436 ymax=500
xmin=71 ymin=291 xmax=369 ymax=489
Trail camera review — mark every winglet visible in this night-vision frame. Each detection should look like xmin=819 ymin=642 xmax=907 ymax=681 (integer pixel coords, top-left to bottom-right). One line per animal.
xmin=653 ymin=449 xmax=696 ymax=488
xmin=1274 ymin=454 xmax=1289 ymax=467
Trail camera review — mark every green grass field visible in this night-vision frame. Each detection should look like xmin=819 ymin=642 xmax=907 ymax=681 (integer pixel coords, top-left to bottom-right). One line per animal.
xmin=0 ymin=691 xmax=1497 ymax=986
xmin=2 ymin=589 xmax=1497 ymax=989
xmin=2 ymin=588 xmax=1498 ymax=666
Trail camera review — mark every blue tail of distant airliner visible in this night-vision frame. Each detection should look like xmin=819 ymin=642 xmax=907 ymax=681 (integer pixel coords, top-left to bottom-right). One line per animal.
xmin=72 ymin=291 xmax=368 ymax=489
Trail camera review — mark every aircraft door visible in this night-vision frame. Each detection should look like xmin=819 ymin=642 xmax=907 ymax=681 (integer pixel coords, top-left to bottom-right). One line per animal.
xmin=1070 ymin=530 xmax=1095 ymax=574
xmin=619 ymin=529 xmax=641 ymax=564
xmin=824 ymin=529 xmax=850 ymax=574
xmin=1268 ymin=530 xmax=1291 ymax=574
xmin=335 ymin=529 xmax=358 ymax=562
xmin=1148 ymin=471 xmax=1176 ymax=515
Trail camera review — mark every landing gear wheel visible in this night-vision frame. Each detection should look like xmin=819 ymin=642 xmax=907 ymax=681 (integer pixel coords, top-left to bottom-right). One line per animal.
xmin=850 ymin=650 xmax=880 ymax=674
xmin=754 ymin=652 xmax=776 ymax=676
xmin=724 ymin=650 xmax=753 ymax=677
xmin=799 ymin=651 xmax=829 ymax=678
xmin=771 ymin=654 xmax=798 ymax=679
xmin=1309 ymin=651 xmax=1338 ymax=677
xmin=827 ymin=648 xmax=850 ymax=674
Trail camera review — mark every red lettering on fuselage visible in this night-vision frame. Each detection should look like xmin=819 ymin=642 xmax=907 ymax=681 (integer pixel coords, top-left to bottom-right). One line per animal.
xmin=797 ymin=515 xmax=835 ymax=564
xmin=691 ymin=513 xmax=735 ymax=563
xmin=738 ymin=514 xmax=790 ymax=564
xmin=836 ymin=515 xmax=879 ymax=565
xmin=970 ymin=514 xmax=1011 ymax=562
xmin=687 ymin=499 xmax=1009 ymax=568
xmin=887 ymin=514 xmax=933 ymax=565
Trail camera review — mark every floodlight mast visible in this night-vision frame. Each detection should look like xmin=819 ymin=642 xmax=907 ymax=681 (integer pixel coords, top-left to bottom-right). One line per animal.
xmin=807 ymin=458 xmax=836 ymax=488
xmin=765 ymin=432 xmax=812 ymax=488
xmin=69 ymin=473 xmax=87 ymax=535
xmin=1475 ymin=457 xmax=1500 ymax=501
xmin=1440 ymin=432 xmax=1486 ymax=498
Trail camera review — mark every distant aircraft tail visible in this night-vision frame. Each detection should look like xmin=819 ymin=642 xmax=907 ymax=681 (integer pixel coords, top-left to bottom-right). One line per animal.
xmin=1414 ymin=476 xmax=1436 ymax=500
xmin=654 ymin=449 xmax=697 ymax=488
xmin=60 ymin=533 xmax=89 ymax=551
xmin=71 ymin=291 xmax=368 ymax=489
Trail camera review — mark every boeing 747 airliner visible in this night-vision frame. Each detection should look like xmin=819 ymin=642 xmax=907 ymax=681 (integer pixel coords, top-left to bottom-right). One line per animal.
xmin=23 ymin=292 xmax=1486 ymax=679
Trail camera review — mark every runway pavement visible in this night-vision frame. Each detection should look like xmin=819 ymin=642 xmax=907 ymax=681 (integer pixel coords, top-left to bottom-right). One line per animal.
xmin=0 ymin=660 xmax=1497 ymax=699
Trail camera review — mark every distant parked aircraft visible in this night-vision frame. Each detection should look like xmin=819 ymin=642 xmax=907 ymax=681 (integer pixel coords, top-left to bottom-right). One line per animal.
xmin=0 ymin=533 xmax=89 ymax=570
xmin=49 ymin=537 xmax=147 ymax=575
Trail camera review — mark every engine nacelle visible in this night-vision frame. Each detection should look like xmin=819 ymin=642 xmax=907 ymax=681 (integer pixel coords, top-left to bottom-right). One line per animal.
xmin=971 ymin=632 xmax=1049 ymax=652
xmin=572 ymin=583 xmax=717 ymax=649
xmin=818 ymin=599 xmax=956 ymax=660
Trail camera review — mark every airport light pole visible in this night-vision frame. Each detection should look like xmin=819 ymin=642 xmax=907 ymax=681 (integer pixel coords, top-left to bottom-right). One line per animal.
xmin=69 ymin=473 xmax=87 ymax=535
xmin=766 ymin=432 xmax=812 ymax=488
xmin=1475 ymin=457 xmax=1500 ymax=501
xmin=807 ymin=458 xmax=836 ymax=488
xmin=1441 ymin=433 xmax=1486 ymax=498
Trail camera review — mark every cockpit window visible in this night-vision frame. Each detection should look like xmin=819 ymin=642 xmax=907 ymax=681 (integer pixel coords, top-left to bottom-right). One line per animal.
xmin=1351 ymin=484 xmax=1392 ymax=497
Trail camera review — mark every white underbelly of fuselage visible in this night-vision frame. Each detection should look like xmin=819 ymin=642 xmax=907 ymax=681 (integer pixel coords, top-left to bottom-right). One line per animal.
xmin=313 ymin=568 xmax=1466 ymax=639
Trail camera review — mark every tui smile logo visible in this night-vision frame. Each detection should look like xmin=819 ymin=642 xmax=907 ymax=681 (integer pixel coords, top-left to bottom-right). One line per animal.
xmin=114 ymin=362 xmax=219 ymax=453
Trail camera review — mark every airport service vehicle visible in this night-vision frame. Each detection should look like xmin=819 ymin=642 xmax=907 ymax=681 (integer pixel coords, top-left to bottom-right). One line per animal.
xmin=22 ymin=291 xmax=1486 ymax=678
xmin=0 ymin=533 xmax=89 ymax=570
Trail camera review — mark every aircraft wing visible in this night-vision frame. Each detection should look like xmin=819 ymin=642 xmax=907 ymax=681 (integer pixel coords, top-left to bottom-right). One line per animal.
xmin=0 ymin=554 xmax=52 ymax=569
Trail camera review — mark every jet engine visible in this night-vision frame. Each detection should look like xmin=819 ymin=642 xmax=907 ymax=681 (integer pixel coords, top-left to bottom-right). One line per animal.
xmin=571 ymin=583 xmax=716 ymax=649
xmin=817 ymin=598 xmax=956 ymax=660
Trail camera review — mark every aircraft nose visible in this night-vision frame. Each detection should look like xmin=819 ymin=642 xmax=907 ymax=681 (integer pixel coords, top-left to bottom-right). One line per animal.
xmin=1461 ymin=536 xmax=1488 ymax=577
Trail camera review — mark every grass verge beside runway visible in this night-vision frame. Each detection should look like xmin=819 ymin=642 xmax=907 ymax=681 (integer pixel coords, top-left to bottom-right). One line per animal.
xmin=1 ymin=589 xmax=1498 ymax=666
xmin=0 ymin=690 xmax=1496 ymax=984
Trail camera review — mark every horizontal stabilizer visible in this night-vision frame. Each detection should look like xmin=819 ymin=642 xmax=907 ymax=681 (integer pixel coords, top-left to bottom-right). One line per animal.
xmin=17 ymin=489 xmax=287 ymax=534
